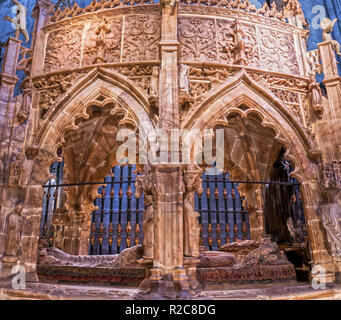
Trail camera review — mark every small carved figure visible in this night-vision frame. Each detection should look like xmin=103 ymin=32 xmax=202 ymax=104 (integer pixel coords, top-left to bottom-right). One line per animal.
xmin=149 ymin=66 xmax=159 ymax=96
xmin=8 ymin=157 xmax=26 ymax=188
xmin=321 ymin=18 xmax=341 ymax=56
xmin=142 ymin=194 xmax=154 ymax=259
xmin=5 ymin=203 xmax=24 ymax=256
xmin=223 ymin=21 xmax=248 ymax=66
xmin=321 ymin=192 xmax=341 ymax=258
xmin=308 ymin=74 xmax=323 ymax=111
xmin=179 ymin=64 xmax=190 ymax=94
xmin=3 ymin=0 xmax=29 ymax=44
xmin=183 ymin=165 xmax=203 ymax=258
xmin=91 ymin=16 xmax=111 ymax=64
xmin=135 ymin=165 xmax=155 ymax=259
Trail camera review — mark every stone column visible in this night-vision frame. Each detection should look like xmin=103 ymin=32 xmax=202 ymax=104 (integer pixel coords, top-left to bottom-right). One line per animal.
xmin=30 ymin=0 xmax=54 ymax=78
xmin=315 ymin=41 xmax=341 ymax=283
xmin=0 ymin=38 xmax=21 ymax=169
xmin=317 ymin=41 xmax=341 ymax=159
xmin=136 ymin=2 xmax=198 ymax=299
xmin=0 ymin=38 xmax=22 ymax=279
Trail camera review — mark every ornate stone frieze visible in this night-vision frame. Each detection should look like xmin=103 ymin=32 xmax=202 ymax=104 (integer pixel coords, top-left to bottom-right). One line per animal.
xmin=83 ymin=17 xmax=122 ymax=65
xmin=44 ymin=26 xmax=83 ymax=72
xmin=178 ymin=18 xmax=217 ymax=62
xmin=50 ymin=0 xmax=158 ymax=23
xmin=122 ymin=14 xmax=161 ymax=62
xmin=217 ymin=20 xmax=260 ymax=67
xmin=258 ymin=26 xmax=299 ymax=75
xmin=179 ymin=17 xmax=299 ymax=75
xmin=179 ymin=0 xmax=285 ymax=22
xmin=34 ymin=71 xmax=86 ymax=118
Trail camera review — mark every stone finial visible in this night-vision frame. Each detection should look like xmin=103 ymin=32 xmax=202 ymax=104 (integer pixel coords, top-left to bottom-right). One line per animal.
xmin=3 ymin=0 xmax=29 ymax=44
xmin=321 ymin=18 xmax=341 ymax=56
xmin=283 ymin=0 xmax=306 ymax=28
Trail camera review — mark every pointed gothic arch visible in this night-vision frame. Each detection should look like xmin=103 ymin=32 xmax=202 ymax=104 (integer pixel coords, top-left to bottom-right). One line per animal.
xmin=182 ymin=69 xmax=331 ymax=269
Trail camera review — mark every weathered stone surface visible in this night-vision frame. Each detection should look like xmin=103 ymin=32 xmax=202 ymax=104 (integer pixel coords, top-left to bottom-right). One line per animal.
xmin=1 ymin=0 xmax=341 ymax=298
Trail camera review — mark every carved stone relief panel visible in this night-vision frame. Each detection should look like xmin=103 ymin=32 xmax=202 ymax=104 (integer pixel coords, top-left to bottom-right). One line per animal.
xmin=178 ymin=17 xmax=217 ymax=62
xmin=44 ymin=25 xmax=83 ymax=73
xmin=83 ymin=17 xmax=122 ymax=66
xmin=122 ymin=14 xmax=161 ymax=62
xmin=34 ymin=71 xmax=87 ymax=118
xmin=258 ymin=26 xmax=299 ymax=75
xmin=217 ymin=19 xmax=260 ymax=67
xmin=109 ymin=64 xmax=155 ymax=94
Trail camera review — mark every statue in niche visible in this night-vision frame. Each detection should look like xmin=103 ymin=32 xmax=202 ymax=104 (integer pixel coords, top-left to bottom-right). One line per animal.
xmin=149 ymin=66 xmax=159 ymax=97
xmin=308 ymin=74 xmax=323 ymax=112
xmin=179 ymin=64 xmax=190 ymax=94
xmin=321 ymin=192 xmax=341 ymax=258
xmin=183 ymin=165 xmax=203 ymax=258
xmin=321 ymin=18 xmax=341 ymax=56
xmin=135 ymin=165 xmax=154 ymax=259
xmin=283 ymin=0 xmax=307 ymax=29
xmin=3 ymin=0 xmax=29 ymax=44
xmin=4 ymin=203 xmax=24 ymax=256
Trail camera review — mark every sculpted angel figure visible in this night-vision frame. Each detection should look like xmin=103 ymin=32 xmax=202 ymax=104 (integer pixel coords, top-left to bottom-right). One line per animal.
xmin=308 ymin=74 xmax=323 ymax=111
xmin=135 ymin=165 xmax=154 ymax=259
xmin=321 ymin=192 xmax=341 ymax=258
xmin=183 ymin=165 xmax=203 ymax=258
xmin=179 ymin=64 xmax=190 ymax=94
xmin=5 ymin=203 xmax=24 ymax=256
xmin=149 ymin=66 xmax=159 ymax=97
xmin=3 ymin=0 xmax=29 ymax=44
xmin=321 ymin=18 xmax=341 ymax=56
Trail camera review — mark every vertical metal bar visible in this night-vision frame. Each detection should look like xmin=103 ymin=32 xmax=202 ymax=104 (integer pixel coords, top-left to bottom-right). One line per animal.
xmin=135 ymin=170 xmax=140 ymax=246
xmin=99 ymin=181 xmax=106 ymax=255
xmin=117 ymin=165 xmax=124 ymax=253
xmin=214 ymin=173 xmax=220 ymax=249
xmin=222 ymin=172 xmax=228 ymax=245
xmin=206 ymin=175 xmax=212 ymax=250
xmin=198 ymin=191 xmax=203 ymax=247
xmin=126 ymin=164 xmax=132 ymax=248
xmin=108 ymin=168 xmax=115 ymax=254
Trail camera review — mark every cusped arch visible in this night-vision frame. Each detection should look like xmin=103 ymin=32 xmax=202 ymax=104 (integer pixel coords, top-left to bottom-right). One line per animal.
xmin=33 ymin=67 xmax=154 ymax=152
xmin=183 ymin=69 xmax=317 ymax=182
xmin=28 ymin=67 xmax=156 ymax=186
